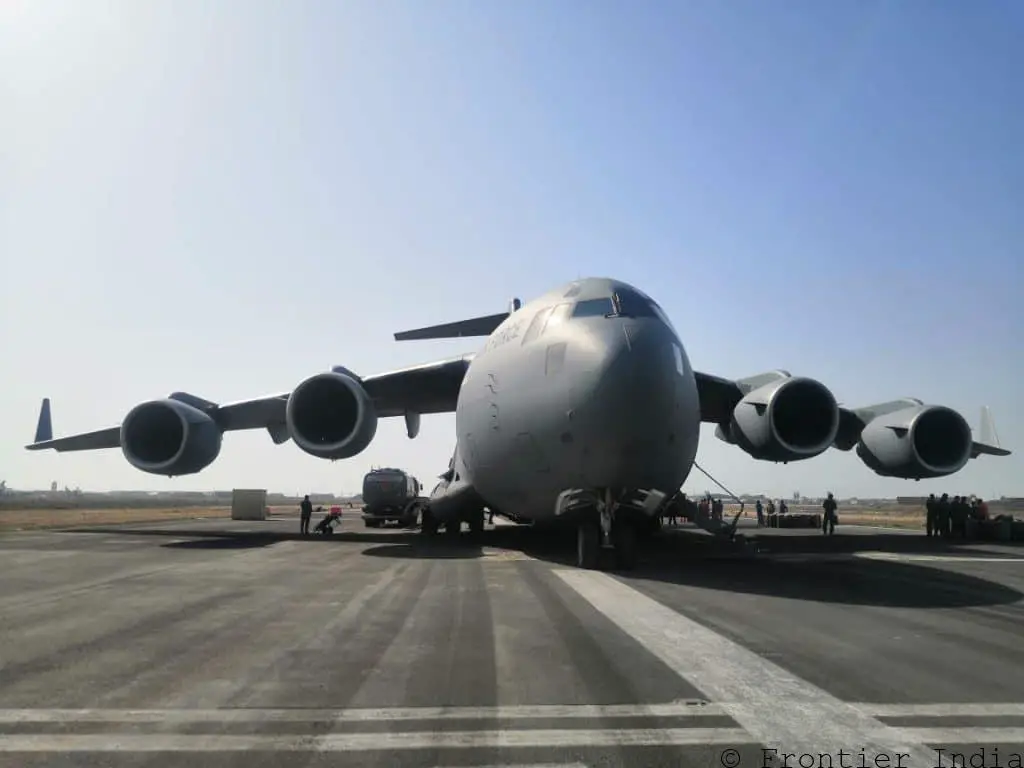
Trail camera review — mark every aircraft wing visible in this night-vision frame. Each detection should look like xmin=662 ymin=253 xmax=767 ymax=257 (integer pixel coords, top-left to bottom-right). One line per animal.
xmin=694 ymin=369 xmax=1010 ymax=463
xmin=693 ymin=370 xmax=790 ymax=424
xmin=26 ymin=354 xmax=475 ymax=453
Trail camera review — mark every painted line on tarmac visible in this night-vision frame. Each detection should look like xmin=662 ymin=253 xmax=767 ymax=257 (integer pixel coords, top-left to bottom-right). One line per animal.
xmin=3 ymin=727 xmax=1024 ymax=753
xmin=0 ymin=702 xmax=722 ymax=723
xmin=854 ymin=551 xmax=1024 ymax=563
xmin=3 ymin=702 xmax=1024 ymax=724
xmin=0 ymin=729 xmax=750 ymax=752
xmin=555 ymin=569 xmax=964 ymax=768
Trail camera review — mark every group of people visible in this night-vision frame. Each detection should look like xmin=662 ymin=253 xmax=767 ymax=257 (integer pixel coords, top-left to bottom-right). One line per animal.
xmin=925 ymin=493 xmax=989 ymax=539
xmin=753 ymin=498 xmax=790 ymax=526
xmin=662 ymin=493 xmax=726 ymax=526
xmin=754 ymin=493 xmax=839 ymax=535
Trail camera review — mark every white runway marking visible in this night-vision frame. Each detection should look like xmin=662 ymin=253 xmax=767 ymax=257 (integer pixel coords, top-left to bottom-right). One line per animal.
xmin=555 ymin=570 xmax=987 ymax=768
xmin=0 ymin=702 xmax=720 ymax=723
xmin=855 ymin=551 xmax=1024 ymax=563
xmin=1 ymin=702 xmax=1022 ymax=723
xmin=0 ymin=729 xmax=750 ymax=752
xmin=2 ymin=726 xmax=1024 ymax=753
xmin=866 ymin=703 xmax=1024 ymax=717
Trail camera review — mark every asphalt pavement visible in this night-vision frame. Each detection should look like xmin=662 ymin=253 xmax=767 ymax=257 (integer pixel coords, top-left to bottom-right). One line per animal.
xmin=1 ymin=513 xmax=1023 ymax=767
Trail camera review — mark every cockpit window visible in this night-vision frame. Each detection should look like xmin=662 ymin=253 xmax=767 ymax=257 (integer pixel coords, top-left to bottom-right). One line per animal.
xmin=571 ymin=298 xmax=614 ymax=318
xmin=521 ymin=306 xmax=553 ymax=345
xmin=542 ymin=302 xmax=573 ymax=334
xmin=649 ymin=301 xmax=676 ymax=331
xmin=612 ymin=288 xmax=658 ymax=318
xmin=609 ymin=288 xmax=677 ymax=331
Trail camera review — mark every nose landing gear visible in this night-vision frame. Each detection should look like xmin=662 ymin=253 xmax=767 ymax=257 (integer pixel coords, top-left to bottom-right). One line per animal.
xmin=561 ymin=487 xmax=666 ymax=572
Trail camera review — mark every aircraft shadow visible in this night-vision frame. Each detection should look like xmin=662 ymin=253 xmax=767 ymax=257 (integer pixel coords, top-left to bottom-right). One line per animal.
xmin=60 ymin=526 xmax=429 ymax=548
xmin=479 ymin=525 xmax=1024 ymax=609
xmin=620 ymin=556 xmax=1023 ymax=609
xmin=57 ymin=523 xmax=1022 ymax=608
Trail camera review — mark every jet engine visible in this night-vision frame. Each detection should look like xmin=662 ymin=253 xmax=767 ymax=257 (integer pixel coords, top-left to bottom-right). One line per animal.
xmin=719 ymin=377 xmax=840 ymax=462
xmin=285 ymin=371 xmax=378 ymax=460
xmin=856 ymin=404 xmax=972 ymax=480
xmin=120 ymin=399 xmax=222 ymax=476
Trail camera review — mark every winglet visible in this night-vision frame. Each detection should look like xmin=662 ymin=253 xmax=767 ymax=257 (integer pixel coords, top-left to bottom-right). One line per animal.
xmin=33 ymin=398 xmax=53 ymax=444
xmin=980 ymin=406 xmax=1001 ymax=447
xmin=971 ymin=406 xmax=1011 ymax=458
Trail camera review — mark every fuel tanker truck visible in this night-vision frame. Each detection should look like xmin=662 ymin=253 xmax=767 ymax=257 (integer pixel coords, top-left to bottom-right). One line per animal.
xmin=361 ymin=467 xmax=428 ymax=528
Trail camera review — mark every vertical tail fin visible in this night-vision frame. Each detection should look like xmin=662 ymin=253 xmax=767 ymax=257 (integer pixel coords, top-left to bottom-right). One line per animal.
xmin=34 ymin=398 xmax=53 ymax=444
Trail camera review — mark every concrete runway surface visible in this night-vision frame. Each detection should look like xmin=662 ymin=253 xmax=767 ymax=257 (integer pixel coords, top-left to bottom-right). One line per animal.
xmin=2 ymin=515 xmax=1024 ymax=768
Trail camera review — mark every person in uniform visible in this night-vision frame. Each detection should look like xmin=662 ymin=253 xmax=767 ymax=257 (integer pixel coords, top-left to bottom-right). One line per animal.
xmin=937 ymin=493 xmax=951 ymax=538
xmin=299 ymin=494 xmax=313 ymax=536
xmin=925 ymin=493 xmax=937 ymax=537
xmin=822 ymin=492 xmax=838 ymax=536
xmin=951 ymin=496 xmax=968 ymax=539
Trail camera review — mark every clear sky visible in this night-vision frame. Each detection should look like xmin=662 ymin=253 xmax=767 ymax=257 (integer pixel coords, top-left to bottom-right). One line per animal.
xmin=3 ymin=0 xmax=1021 ymax=500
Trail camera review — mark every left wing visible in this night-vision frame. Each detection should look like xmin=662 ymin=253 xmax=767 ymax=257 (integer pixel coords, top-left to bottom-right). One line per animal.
xmin=26 ymin=354 xmax=475 ymax=455
xmin=694 ymin=369 xmax=1010 ymax=479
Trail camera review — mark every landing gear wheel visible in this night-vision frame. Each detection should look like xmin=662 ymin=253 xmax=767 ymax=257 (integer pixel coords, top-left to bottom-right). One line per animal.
xmin=446 ymin=520 xmax=462 ymax=538
xmin=612 ymin=522 xmax=638 ymax=571
xmin=421 ymin=508 xmax=438 ymax=536
xmin=576 ymin=521 xmax=600 ymax=570
xmin=469 ymin=510 xmax=484 ymax=536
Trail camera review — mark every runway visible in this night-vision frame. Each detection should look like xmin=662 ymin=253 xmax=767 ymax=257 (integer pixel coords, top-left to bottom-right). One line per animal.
xmin=2 ymin=515 xmax=1023 ymax=767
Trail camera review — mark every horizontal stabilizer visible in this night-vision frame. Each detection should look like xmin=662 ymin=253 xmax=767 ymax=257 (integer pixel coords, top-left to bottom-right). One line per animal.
xmin=394 ymin=312 xmax=510 ymax=341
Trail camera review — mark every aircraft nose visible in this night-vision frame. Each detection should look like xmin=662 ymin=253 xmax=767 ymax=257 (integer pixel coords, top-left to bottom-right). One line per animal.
xmin=575 ymin=320 xmax=693 ymax=488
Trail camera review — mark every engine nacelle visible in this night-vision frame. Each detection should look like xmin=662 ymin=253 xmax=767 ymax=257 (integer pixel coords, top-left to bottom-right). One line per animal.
xmin=856 ymin=405 xmax=972 ymax=480
xmin=285 ymin=371 xmax=378 ymax=460
xmin=721 ymin=376 xmax=840 ymax=462
xmin=120 ymin=399 xmax=222 ymax=476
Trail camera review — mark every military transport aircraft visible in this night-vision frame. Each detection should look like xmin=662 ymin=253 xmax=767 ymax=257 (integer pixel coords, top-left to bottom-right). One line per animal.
xmin=26 ymin=277 xmax=1010 ymax=570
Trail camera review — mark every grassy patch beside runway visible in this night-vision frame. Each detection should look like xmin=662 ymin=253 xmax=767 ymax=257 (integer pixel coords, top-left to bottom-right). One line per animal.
xmin=0 ymin=506 xmax=233 ymax=531
xmin=0 ymin=503 xmax=365 ymax=531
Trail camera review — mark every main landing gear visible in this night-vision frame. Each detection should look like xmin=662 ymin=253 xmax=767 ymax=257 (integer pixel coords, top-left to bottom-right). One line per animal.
xmin=420 ymin=504 xmax=485 ymax=539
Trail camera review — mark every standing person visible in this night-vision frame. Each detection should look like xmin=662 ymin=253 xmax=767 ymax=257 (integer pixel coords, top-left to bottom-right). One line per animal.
xmin=937 ymin=493 xmax=951 ymax=538
xmin=925 ymin=494 xmax=937 ymax=537
xmin=951 ymin=496 xmax=968 ymax=539
xmin=755 ymin=498 xmax=764 ymax=527
xmin=822 ymin=492 xmax=837 ymax=536
xmin=299 ymin=494 xmax=313 ymax=536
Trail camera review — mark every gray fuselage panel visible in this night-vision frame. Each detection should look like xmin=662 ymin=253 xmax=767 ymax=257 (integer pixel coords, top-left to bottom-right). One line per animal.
xmin=454 ymin=278 xmax=701 ymax=522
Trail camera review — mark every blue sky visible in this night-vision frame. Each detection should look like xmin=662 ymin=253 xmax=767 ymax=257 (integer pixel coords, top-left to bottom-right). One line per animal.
xmin=2 ymin=0 xmax=1021 ymax=499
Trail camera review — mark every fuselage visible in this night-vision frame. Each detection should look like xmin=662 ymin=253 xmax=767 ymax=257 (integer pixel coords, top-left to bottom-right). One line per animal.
xmin=453 ymin=278 xmax=701 ymax=522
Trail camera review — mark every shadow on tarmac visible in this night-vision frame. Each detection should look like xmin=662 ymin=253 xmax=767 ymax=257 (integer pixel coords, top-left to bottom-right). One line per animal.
xmin=60 ymin=521 xmax=1022 ymax=609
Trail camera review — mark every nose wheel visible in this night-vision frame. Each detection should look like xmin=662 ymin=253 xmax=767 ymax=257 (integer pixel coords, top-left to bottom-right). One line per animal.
xmin=574 ymin=489 xmax=639 ymax=571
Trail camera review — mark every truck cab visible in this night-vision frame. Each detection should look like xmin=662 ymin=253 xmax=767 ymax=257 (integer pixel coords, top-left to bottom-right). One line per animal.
xmin=361 ymin=468 xmax=423 ymax=528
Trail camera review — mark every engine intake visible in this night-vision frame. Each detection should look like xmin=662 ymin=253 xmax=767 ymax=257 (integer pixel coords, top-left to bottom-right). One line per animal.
xmin=856 ymin=405 xmax=972 ymax=479
xmin=722 ymin=377 xmax=840 ymax=462
xmin=286 ymin=371 xmax=378 ymax=460
xmin=120 ymin=399 xmax=222 ymax=476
